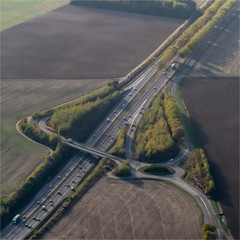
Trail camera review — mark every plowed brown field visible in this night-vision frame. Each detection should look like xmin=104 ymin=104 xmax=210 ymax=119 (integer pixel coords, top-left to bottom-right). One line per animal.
xmin=43 ymin=178 xmax=202 ymax=239
xmin=1 ymin=4 xmax=183 ymax=79
xmin=181 ymin=13 xmax=239 ymax=239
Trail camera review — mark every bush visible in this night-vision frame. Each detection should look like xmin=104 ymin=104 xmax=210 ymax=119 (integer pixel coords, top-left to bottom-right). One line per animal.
xmin=202 ymin=223 xmax=217 ymax=240
xmin=113 ymin=160 xmax=131 ymax=177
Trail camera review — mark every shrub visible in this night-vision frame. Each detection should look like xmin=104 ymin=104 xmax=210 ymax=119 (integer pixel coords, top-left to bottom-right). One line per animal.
xmin=113 ymin=160 xmax=131 ymax=177
xmin=202 ymin=223 xmax=217 ymax=240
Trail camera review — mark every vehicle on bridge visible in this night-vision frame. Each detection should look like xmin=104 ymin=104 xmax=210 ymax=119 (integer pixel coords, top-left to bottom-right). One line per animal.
xmin=68 ymin=138 xmax=74 ymax=143
xmin=12 ymin=214 xmax=20 ymax=224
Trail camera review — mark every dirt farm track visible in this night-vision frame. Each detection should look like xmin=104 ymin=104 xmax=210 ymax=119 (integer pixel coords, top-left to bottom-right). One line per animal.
xmin=43 ymin=178 xmax=202 ymax=239
xmin=1 ymin=4 xmax=183 ymax=79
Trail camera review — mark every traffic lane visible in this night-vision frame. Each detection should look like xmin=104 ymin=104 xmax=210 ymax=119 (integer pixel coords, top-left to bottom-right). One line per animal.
xmin=14 ymin=160 xmax=93 ymax=239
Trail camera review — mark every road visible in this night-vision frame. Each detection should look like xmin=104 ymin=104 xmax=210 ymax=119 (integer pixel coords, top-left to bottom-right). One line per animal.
xmin=3 ymin=7 xmax=238 ymax=240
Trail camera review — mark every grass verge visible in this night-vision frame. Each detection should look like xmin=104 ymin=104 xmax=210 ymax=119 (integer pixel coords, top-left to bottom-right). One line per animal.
xmin=138 ymin=165 xmax=175 ymax=176
xmin=174 ymin=84 xmax=199 ymax=147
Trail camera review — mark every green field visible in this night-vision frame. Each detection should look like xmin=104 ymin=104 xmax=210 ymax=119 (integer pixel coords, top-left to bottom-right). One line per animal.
xmin=1 ymin=0 xmax=70 ymax=31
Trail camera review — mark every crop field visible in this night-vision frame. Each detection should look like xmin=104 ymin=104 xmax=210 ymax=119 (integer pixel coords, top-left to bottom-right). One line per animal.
xmin=43 ymin=178 xmax=202 ymax=239
xmin=180 ymin=14 xmax=239 ymax=239
xmin=1 ymin=79 xmax=107 ymax=195
xmin=1 ymin=4 xmax=183 ymax=79
xmin=0 ymin=0 xmax=70 ymax=31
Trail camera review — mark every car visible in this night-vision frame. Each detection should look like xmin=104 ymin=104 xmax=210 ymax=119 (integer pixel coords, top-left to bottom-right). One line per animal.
xmin=49 ymin=184 xmax=52 ymax=188
xmin=129 ymin=115 xmax=131 ymax=118
xmin=122 ymin=104 xmax=125 ymax=107
xmin=71 ymin=187 xmax=76 ymax=191
xmin=25 ymin=224 xmax=29 ymax=228
xmin=114 ymin=110 xmax=117 ymax=114
xmin=77 ymin=174 xmax=81 ymax=178
xmin=58 ymin=175 xmax=61 ymax=179
xmin=131 ymin=129 xmax=134 ymax=132
xmin=50 ymin=202 xmax=54 ymax=206
xmin=57 ymin=191 xmax=61 ymax=195
xmin=153 ymin=87 xmax=157 ymax=90
xmin=28 ymin=225 xmax=32 ymax=229
xmin=33 ymin=217 xmax=36 ymax=220
xmin=37 ymin=218 xmax=40 ymax=221
xmin=42 ymin=205 xmax=46 ymax=210
xmin=66 ymin=184 xmax=70 ymax=187
xmin=67 ymin=138 xmax=73 ymax=143
xmin=23 ymin=215 xmax=26 ymax=219
xmin=93 ymin=134 xmax=96 ymax=138
xmin=79 ymin=166 xmax=82 ymax=170
xmin=107 ymin=118 xmax=110 ymax=122
xmin=72 ymin=180 xmax=75 ymax=183
xmin=139 ymin=111 xmax=143 ymax=114
xmin=49 ymin=199 xmax=53 ymax=203
xmin=170 ymin=158 xmax=173 ymax=162
xmin=132 ymin=124 xmax=136 ymax=127
xmin=37 ymin=201 xmax=40 ymax=205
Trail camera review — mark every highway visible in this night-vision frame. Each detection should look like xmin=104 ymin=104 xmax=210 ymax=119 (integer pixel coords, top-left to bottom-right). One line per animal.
xmin=3 ymin=7 xmax=238 ymax=240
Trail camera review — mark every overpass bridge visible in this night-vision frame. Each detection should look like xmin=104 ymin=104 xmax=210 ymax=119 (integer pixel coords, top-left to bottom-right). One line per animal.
xmin=63 ymin=138 xmax=125 ymax=163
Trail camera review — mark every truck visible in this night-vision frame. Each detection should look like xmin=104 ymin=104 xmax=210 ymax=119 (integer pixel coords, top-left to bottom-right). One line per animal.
xmin=13 ymin=214 xmax=21 ymax=224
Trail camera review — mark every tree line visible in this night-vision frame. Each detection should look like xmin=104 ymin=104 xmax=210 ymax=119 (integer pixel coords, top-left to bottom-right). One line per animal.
xmin=71 ymin=0 xmax=196 ymax=19
xmin=135 ymin=92 xmax=182 ymax=162
xmin=184 ymin=148 xmax=216 ymax=198
xmin=19 ymin=119 xmax=59 ymax=150
xmin=157 ymin=0 xmax=236 ymax=70
xmin=109 ymin=126 xmax=128 ymax=158
xmin=180 ymin=0 xmax=237 ymax=57
xmin=49 ymin=83 xmax=122 ymax=142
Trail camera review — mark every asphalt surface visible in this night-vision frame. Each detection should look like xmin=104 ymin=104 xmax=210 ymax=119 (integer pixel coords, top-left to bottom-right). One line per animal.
xmin=3 ymin=7 xmax=238 ymax=240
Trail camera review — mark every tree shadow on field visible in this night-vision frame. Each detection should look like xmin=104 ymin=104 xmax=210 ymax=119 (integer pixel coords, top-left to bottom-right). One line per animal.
xmin=122 ymin=178 xmax=145 ymax=189
xmin=208 ymin=160 xmax=232 ymax=207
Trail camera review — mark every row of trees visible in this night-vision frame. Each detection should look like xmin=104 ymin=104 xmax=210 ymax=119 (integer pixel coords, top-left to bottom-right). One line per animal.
xmin=71 ymin=0 xmax=196 ymax=19
xmin=49 ymin=84 xmax=122 ymax=142
xmin=184 ymin=149 xmax=216 ymax=198
xmin=19 ymin=120 xmax=59 ymax=150
xmin=162 ymin=92 xmax=184 ymax=141
xmin=180 ymin=0 xmax=237 ymax=57
xmin=108 ymin=127 xmax=128 ymax=158
xmin=157 ymin=0 xmax=229 ymax=70
xmin=1 ymin=143 xmax=75 ymax=229
xmin=136 ymin=93 xmax=180 ymax=162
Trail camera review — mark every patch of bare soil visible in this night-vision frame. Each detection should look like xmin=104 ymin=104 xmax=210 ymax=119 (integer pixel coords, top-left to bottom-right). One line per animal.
xmin=43 ymin=178 xmax=202 ymax=239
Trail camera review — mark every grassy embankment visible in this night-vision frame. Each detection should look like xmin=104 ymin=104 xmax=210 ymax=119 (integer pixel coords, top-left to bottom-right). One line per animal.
xmin=135 ymin=91 xmax=183 ymax=162
xmin=108 ymin=126 xmax=128 ymax=159
xmin=138 ymin=165 xmax=175 ymax=176
xmin=157 ymin=0 xmax=237 ymax=70
xmin=1 ymin=0 xmax=70 ymax=31
xmin=0 ymin=82 xmax=122 ymax=229
xmin=113 ymin=160 xmax=131 ymax=177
